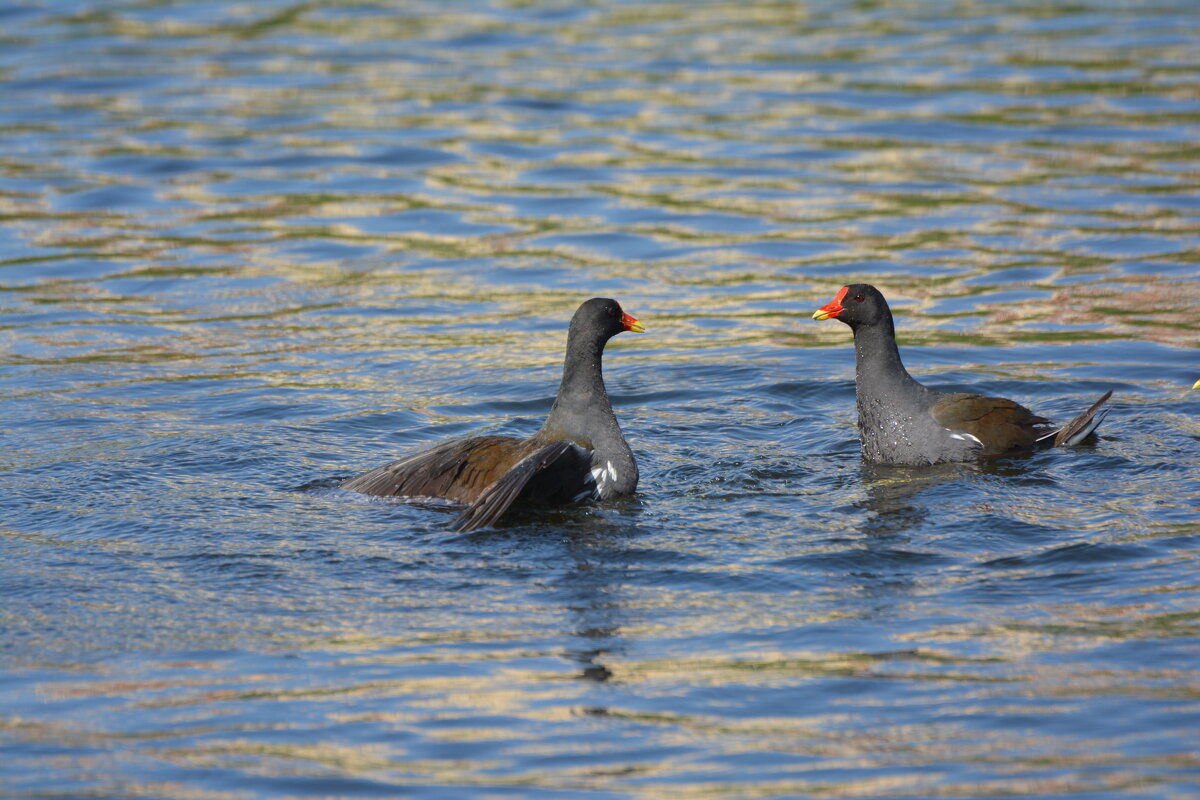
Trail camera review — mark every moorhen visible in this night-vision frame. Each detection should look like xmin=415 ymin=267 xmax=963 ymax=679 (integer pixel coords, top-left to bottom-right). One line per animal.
xmin=813 ymin=283 xmax=1112 ymax=465
xmin=342 ymin=298 xmax=645 ymax=531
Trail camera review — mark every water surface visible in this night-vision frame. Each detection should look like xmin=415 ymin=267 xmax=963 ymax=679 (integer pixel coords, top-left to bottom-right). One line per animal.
xmin=3 ymin=1 xmax=1200 ymax=797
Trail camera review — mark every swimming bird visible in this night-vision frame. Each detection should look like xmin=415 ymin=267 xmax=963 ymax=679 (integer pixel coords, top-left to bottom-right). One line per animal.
xmin=812 ymin=283 xmax=1112 ymax=465
xmin=342 ymin=298 xmax=645 ymax=531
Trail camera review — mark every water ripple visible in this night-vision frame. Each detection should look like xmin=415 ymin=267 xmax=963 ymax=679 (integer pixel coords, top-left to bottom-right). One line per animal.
xmin=2 ymin=1 xmax=1199 ymax=798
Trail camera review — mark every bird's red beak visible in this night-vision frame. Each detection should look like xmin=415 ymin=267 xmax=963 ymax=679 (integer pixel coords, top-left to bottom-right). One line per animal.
xmin=621 ymin=312 xmax=646 ymax=333
xmin=812 ymin=287 xmax=848 ymax=321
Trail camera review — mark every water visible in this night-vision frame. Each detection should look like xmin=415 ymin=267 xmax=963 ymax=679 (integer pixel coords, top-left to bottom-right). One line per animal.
xmin=3 ymin=1 xmax=1200 ymax=797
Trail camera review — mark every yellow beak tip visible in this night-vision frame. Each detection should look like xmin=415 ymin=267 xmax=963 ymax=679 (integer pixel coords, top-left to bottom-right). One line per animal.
xmin=812 ymin=310 xmax=830 ymax=321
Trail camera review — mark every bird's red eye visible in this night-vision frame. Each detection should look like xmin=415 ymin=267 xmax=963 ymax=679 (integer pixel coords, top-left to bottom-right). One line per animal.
xmin=854 ymin=294 xmax=865 ymax=302
xmin=607 ymin=306 xmax=618 ymax=317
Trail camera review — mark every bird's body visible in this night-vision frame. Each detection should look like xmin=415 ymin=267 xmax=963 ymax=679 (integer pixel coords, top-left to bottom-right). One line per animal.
xmin=342 ymin=298 xmax=643 ymax=531
xmin=814 ymin=284 xmax=1111 ymax=465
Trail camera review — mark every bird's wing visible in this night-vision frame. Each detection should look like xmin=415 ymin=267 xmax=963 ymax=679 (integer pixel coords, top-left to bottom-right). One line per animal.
xmin=341 ymin=435 xmax=527 ymax=503
xmin=450 ymin=440 xmax=593 ymax=532
xmin=929 ymin=393 xmax=1051 ymax=455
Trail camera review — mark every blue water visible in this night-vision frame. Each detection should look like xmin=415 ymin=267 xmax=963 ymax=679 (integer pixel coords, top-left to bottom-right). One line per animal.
xmin=3 ymin=1 xmax=1200 ymax=797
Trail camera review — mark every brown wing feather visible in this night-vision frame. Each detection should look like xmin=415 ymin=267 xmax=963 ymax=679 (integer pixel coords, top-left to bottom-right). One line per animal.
xmin=930 ymin=393 xmax=1051 ymax=455
xmin=341 ymin=435 xmax=537 ymax=503
xmin=450 ymin=440 xmax=592 ymax=532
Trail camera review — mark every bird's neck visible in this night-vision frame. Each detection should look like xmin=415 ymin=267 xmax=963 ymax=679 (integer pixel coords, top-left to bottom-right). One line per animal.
xmin=542 ymin=337 xmax=623 ymax=449
xmin=851 ymin=316 xmax=924 ymax=402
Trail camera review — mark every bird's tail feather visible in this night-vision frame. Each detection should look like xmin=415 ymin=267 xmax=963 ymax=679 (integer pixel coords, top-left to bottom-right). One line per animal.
xmin=1052 ymin=389 xmax=1113 ymax=447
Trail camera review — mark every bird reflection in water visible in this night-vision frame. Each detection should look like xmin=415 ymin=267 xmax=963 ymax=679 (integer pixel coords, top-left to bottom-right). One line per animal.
xmin=545 ymin=516 xmax=641 ymax=685
xmin=856 ymin=461 xmax=972 ymax=537
xmin=856 ymin=456 xmax=1044 ymax=539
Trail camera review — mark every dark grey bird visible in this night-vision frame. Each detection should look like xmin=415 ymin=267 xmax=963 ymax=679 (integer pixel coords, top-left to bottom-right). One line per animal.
xmin=342 ymin=298 xmax=645 ymax=531
xmin=813 ymin=283 xmax=1111 ymax=465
